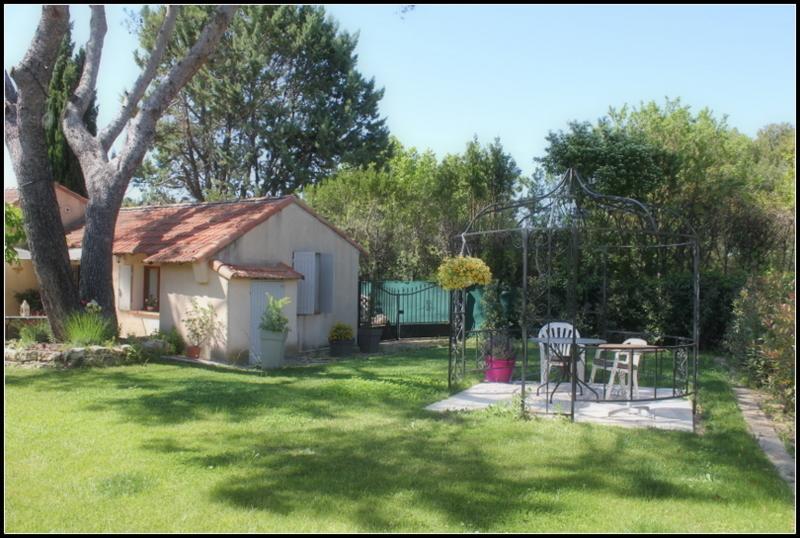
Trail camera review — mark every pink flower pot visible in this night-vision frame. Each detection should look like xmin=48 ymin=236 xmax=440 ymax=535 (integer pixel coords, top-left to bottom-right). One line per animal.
xmin=484 ymin=356 xmax=516 ymax=383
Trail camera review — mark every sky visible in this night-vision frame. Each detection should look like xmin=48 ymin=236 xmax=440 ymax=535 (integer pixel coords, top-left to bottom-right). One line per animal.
xmin=3 ymin=4 xmax=797 ymax=194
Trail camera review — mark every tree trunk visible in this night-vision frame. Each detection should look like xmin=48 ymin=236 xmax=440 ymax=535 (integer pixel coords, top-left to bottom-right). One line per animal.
xmin=4 ymin=6 xmax=77 ymax=339
xmin=78 ymin=181 xmax=125 ymax=325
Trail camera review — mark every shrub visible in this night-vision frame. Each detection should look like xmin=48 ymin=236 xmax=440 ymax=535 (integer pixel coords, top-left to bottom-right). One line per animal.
xmin=724 ymin=272 xmax=795 ymax=410
xmin=64 ymin=312 xmax=114 ymax=347
xmin=328 ymin=323 xmax=354 ymax=342
xmin=481 ymin=332 xmax=516 ymax=360
xmin=155 ymin=328 xmax=185 ymax=355
xmin=259 ymin=295 xmax=291 ymax=333
xmin=184 ymin=299 xmax=222 ymax=346
xmin=18 ymin=320 xmax=53 ymax=345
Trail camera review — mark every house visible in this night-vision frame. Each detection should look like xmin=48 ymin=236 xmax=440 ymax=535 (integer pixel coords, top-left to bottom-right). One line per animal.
xmin=4 ymin=183 xmax=84 ymax=315
xmin=4 ymin=185 xmax=364 ymax=364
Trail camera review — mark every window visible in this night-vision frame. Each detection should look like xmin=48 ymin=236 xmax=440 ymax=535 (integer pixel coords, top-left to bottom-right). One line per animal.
xmin=143 ymin=266 xmax=160 ymax=312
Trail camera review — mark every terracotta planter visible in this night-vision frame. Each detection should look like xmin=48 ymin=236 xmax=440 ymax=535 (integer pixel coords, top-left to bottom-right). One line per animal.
xmin=186 ymin=345 xmax=202 ymax=359
xmin=484 ymin=356 xmax=516 ymax=383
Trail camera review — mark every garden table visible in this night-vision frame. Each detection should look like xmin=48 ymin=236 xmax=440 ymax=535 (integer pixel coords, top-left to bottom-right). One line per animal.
xmin=528 ymin=336 xmax=607 ymax=403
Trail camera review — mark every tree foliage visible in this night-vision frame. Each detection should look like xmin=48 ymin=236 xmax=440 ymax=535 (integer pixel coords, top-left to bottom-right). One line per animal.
xmin=538 ymin=98 xmax=795 ymax=276
xmin=4 ymin=202 xmax=25 ymax=265
xmin=132 ymin=5 xmax=390 ymax=201
xmin=305 ymin=137 xmax=522 ymax=280
xmin=44 ymin=26 xmax=98 ymax=198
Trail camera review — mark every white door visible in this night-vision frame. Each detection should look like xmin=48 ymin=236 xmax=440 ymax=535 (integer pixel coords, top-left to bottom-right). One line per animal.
xmin=249 ymin=281 xmax=285 ymax=365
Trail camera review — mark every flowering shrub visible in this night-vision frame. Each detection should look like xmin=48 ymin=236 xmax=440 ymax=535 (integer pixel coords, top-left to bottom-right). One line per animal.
xmin=436 ymin=256 xmax=492 ymax=290
xmin=724 ymin=272 xmax=795 ymax=411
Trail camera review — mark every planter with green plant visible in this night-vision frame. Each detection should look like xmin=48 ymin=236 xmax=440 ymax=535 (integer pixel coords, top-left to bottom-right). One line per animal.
xmin=259 ymin=295 xmax=291 ymax=369
xmin=329 ymin=323 xmax=354 ymax=357
xmin=358 ymin=285 xmax=385 ymax=353
xmin=482 ymin=332 xmax=517 ymax=383
xmin=183 ymin=299 xmax=220 ymax=359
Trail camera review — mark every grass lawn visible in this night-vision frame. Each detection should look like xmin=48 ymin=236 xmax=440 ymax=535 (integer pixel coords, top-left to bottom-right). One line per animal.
xmin=4 ymin=346 xmax=795 ymax=532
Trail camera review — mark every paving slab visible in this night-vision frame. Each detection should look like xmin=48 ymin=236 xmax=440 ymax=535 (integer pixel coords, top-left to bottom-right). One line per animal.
xmin=732 ymin=387 xmax=795 ymax=496
xmin=426 ymin=381 xmax=694 ymax=432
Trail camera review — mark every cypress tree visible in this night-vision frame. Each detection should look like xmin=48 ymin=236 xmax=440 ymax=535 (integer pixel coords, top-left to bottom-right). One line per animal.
xmin=44 ymin=26 xmax=98 ymax=198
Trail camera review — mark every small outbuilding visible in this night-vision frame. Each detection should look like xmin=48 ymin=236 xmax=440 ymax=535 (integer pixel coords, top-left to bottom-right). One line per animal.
xmin=5 ymin=186 xmax=364 ymax=364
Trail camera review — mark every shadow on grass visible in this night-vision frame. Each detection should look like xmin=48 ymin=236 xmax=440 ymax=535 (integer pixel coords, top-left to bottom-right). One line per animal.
xmin=5 ymin=351 xmax=793 ymax=531
xmin=4 ymin=355 xmax=452 ymax=426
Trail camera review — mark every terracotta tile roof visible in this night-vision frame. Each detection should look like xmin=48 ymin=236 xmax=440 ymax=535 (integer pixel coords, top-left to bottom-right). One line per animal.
xmin=4 ymin=189 xmax=19 ymax=204
xmin=66 ymin=196 xmax=295 ymax=263
xmin=5 ymin=184 xmax=88 ymax=205
xmin=211 ymin=260 xmax=304 ymax=280
xmin=65 ymin=194 xmax=365 ymax=263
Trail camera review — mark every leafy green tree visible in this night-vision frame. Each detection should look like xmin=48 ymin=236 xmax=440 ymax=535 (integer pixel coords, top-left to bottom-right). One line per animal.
xmin=44 ymin=26 xmax=98 ymax=198
xmin=538 ymin=99 xmax=795 ymax=276
xmin=4 ymin=203 xmax=25 ymax=265
xmin=132 ymin=5 xmax=390 ymax=201
xmin=305 ymin=137 xmax=522 ymax=280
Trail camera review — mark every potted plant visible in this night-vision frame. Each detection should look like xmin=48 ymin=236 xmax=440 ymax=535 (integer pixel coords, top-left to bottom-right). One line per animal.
xmin=259 ymin=294 xmax=291 ymax=369
xmin=144 ymin=295 xmax=158 ymax=312
xmin=329 ymin=323 xmax=354 ymax=357
xmin=357 ymin=285 xmax=385 ymax=353
xmin=183 ymin=299 xmax=219 ymax=359
xmin=482 ymin=332 xmax=517 ymax=383
xmin=436 ymin=256 xmax=492 ymax=290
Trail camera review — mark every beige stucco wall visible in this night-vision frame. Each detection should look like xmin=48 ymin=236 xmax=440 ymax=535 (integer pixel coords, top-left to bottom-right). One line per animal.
xmin=217 ymin=201 xmax=360 ymax=351
xmin=54 ymin=187 xmax=87 ymax=229
xmin=4 ymin=260 xmax=41 ymax=315
xmin=158 ymin=264 xmax=229 ymax=361
xmin=226 ymin=277 xmax=299 ymax=360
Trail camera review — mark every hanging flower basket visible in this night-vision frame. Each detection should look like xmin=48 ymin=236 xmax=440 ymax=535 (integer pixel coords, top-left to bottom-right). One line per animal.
xmin=436 ymin=256 xmax=492 ymax=290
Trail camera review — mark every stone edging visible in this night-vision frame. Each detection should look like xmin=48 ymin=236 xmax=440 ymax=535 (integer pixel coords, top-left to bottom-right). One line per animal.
xmin=731 ymin=386 xmax=795 ymax=496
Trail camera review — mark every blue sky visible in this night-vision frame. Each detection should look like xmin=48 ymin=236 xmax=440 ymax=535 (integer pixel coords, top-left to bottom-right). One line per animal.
xmin=4 ymin=4 xmax=796 ymax=192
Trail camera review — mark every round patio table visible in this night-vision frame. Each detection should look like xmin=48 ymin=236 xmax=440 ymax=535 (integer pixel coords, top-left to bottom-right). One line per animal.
xmin=528 ymin=337 xmax=607 ymax=402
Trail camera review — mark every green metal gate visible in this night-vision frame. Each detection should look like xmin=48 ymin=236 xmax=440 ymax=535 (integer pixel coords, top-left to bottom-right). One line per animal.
xmin=359 ymin=281 xmax=451 ymax=339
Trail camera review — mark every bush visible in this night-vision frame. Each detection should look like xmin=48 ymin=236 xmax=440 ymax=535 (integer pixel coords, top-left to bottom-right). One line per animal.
xmin=18 ymin=321 xmax=53 ymax=345
xmin=328 ymin=323 xmax=354 ymax=342
xmin=724 ymin=272 xmax=795 ymax=411
xmin=154 ymin=328 xmax=185 ymax=355
xmin=64 ymin=312 xmax=115 ymax=347
xmin=661 ymin=270 xmax=746 ymax=348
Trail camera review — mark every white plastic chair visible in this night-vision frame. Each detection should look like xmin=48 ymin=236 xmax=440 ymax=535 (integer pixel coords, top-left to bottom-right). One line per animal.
xmin=537 ymin=322 xmax=586 ymax=384
xmin=589 ymin=337 xmax=647 ymax=399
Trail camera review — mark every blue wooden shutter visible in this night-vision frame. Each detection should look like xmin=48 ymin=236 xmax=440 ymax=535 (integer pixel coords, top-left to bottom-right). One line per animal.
xmin=293 ymin=251 xmax=318 ymax=315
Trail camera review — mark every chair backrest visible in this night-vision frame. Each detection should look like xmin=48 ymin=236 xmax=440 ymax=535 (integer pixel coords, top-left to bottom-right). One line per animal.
xmin=619 ymin=337 xmax=648 ymax=366
xmin=538 ymin=322 xmax=580 ymax=358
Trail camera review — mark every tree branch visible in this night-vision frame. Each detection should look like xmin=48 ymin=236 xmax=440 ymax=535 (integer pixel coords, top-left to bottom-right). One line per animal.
xmin=62 ymin=5 xmax=108 ymax=180
xmin=99 ymin=5 xmax=179 ymax=152
xmin=113 ymin=5 xmax=237 ymax=183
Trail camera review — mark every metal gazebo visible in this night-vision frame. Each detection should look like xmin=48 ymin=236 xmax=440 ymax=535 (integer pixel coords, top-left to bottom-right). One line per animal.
xmin=448 ymin=168 xmax=700 ymax=423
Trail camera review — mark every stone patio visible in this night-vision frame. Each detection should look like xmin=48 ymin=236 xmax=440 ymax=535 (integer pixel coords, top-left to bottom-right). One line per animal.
xmin=426 ymin=381 xmax=695 ymax=432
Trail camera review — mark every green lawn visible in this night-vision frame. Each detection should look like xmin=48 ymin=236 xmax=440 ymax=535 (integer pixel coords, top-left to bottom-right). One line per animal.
xmin=4 ymin=347 xmax=794 ymax=532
